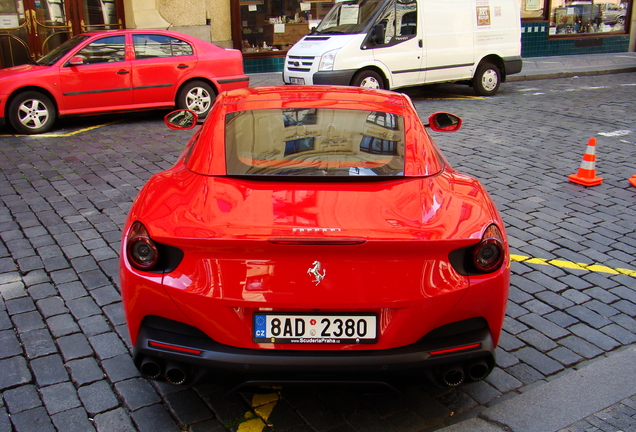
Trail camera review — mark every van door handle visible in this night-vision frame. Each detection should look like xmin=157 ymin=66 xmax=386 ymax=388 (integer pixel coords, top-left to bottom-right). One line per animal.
xmin=419 ymin=39 xmax=423 ymax=48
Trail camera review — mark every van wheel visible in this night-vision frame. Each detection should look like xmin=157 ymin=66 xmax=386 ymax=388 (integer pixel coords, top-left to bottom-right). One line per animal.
xmin=8 ymin=91 xmax=56 ymax=134
xmin=177 ymin=81 xmax=216 ymax=119
xmin=352 ymin=70 xmax=385 ymax=90
xmin=472 ymin=62 xmax=500 ymax=96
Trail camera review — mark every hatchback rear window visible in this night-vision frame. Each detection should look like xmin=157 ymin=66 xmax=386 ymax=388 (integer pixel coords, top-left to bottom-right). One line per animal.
xmin=225 ymin=108 xmax=405 ymax=176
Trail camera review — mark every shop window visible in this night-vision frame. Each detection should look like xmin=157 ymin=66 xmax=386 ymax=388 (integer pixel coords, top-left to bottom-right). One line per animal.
xmin=520 ymin=0 xmax=547 ymax=19
xmin=549 ymin=0 xmax=630 ymax=35
xmin=240 ymin=0 xmax=335 ymax=53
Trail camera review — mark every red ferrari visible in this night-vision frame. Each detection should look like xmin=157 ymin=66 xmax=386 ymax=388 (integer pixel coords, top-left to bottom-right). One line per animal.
xmin=0 ymin=30 xmax=248 ymax=134
xmin=120 ymin=86 xmax=510 ymax=389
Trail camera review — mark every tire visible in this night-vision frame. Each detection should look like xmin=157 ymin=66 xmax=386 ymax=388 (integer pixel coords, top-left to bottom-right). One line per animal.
xmin=616 ymin=16 xmax=625 ymax=26
xmin=177 ymin=80 xmax=216 ymax=118
xmin=351 ymin=70 xmax=385 ymax=90
xmin=472 ymin=62 xmax=501 ymax=96
xmin=8 ymin=91 xmax=57 ymax=134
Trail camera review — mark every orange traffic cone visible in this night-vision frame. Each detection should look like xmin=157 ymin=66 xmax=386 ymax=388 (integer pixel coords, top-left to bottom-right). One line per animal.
xmin=568 ymin=137 xmax=603 ymax=187
xmin=629 ymin=175 xmax=636 ymax=188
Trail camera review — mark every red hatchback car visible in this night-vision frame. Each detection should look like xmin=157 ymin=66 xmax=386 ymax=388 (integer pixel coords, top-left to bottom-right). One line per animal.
xmin=0 ymin=30 xmax=248 ymax=134
xmin=120 ymin=86 xmax=510 ymax=389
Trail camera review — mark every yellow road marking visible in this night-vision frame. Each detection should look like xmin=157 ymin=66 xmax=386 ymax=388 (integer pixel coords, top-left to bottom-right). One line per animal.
xmin=510 ymin=254 xmax=636 ymax=277
xmin=237 ymin=390 xmax=280 ymax=432
xmin=1 ymin=121 xmax=120 ymax=137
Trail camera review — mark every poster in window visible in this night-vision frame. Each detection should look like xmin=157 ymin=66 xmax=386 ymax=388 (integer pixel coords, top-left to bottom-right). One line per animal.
xmin=476 ymin=6 xmax=491 ymax=26
xmin=525 ymin=0 xmax=542 ymax=11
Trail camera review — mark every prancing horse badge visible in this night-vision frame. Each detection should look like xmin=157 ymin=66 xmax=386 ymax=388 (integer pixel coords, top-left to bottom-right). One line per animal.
xmin=307 ymin=261 xmax=326 ymax=285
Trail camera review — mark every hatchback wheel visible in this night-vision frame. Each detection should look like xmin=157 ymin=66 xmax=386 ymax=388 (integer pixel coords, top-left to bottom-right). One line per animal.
xmin=177 ymin=81 xmax=216 ymax=118
xmin=9 ymin=91 xmax=56 ymax=134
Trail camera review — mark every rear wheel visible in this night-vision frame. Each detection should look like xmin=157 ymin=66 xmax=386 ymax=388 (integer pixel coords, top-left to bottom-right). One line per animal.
xmin=472 ymin=62 xmax=500 ymax=96
xmin=177 ymin=81 xmax=216 ymax=118
xmin=8 ymin=91 xmax=56 ymax=134
xmin=351 ymin=70 xmax=385 ymax=90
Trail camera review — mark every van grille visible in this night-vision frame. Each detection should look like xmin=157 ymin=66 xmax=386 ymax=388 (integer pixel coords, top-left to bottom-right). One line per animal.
xmin=286 ymin=55 xmax=315 ymax=72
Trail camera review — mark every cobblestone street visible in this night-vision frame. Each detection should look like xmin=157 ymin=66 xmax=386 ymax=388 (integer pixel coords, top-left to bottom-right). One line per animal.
xmin=1 ymin=72 xmax=635 ymax=432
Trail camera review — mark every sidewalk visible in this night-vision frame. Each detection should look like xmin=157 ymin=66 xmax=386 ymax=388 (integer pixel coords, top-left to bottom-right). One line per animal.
xmin=248 ymin=52 xmax=636 ymax=87
xmin=248 ymin=53 xmax=636 ymax=432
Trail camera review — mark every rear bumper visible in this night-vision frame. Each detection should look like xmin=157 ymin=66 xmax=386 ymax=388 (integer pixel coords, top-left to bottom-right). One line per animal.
xmin=504 ymin=56 xmax=523 ymax=76
xmin=133 ymin=315 xmax=495 ymax=388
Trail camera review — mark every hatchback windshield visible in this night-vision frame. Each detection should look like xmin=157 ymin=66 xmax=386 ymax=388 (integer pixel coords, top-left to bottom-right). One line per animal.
xmin=315 ymin=0 xmax=385 ymax=34
xmin=225 ymin=108 xmax=405 ymax=176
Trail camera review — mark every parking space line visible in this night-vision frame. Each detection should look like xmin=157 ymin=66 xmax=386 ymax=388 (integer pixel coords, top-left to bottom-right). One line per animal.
xmin=237 ymin=391 xmax=279 ymax=432
xmin=0 ymin=121 xmax=120 ymax=137
xmin=511 ymin=254 xmax=636 ymax=277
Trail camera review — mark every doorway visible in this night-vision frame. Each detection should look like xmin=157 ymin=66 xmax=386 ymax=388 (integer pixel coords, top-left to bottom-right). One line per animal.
xmin=0 ymin=0 xmax=124 ymax=68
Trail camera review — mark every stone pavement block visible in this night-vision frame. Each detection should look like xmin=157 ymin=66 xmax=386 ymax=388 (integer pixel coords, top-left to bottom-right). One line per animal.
xmin=27 ymin=282 xmax=57 ymax=301
xmin=0 ymin=329 xmax=23 ymax=358
xmin=189 ymin=419 xmax=226 ymax=432
xmin=103 ymin=302 xmax=126 ymax=326
xmin=36 ymin=296 xmax=68 ymax=318
xmin=296 ymin=399 xmax=345 ymax=432
xmin=67 ymin=295 xmax=101 ymax=320
xmin=600 ymin=323 xmax=636 ymax=345
xmin=67 ymin=357 xmax=105 ymax=387
xmin=93 ymin=407 xmax=136 ymax=432
xmin=90 ymin=285 xmax=121 ymax=307
xmin=58 ymin=333 xmax=94 ymax=361
xmin=264 ymin=399 xmax=306 ymax=431
xmin=31 ymin=354 xmax=69 ymax=387
xmin=202 ymin=391 xmax=250 ymax=426
xmin=21 ymin=328 xmax=57 ymax=358
xmin=519 ymin=313 xmax=570 ymax=339
xmin=79 ymin=314 xmax=111 ymax=336
xmin=89 ymin=331 xmax=128 ymax=360
xmin=569 ymin=323 xmax=620 ymax=351
xmin=566 ymin=305 xmax=612 ymax=329
xmin=514 ymin=347 xmax=563 ymax=376
xmin=484 ymin=368 xmax=522 ymax=393
xmin=40 ymin=381 xmax=82 ymax=414
xmin=57 ymin=281 xmax=88 ymax=301
xmin=78 ymin=380 xmax=120 ymax=416
xmin=79 ymin=269 xmax=111 ymax=290
xmin=115 ymin=378 xmax=161 ymax=411
xmin=47 ymin=313 xmax=80 ymax=338
xmin=0 ymin=310 xmax=11 ymax=330
xmin=51 ymin=407 xmax=96 ymax=432
xmin=6 ymin=296 xmax=36 ymax=315
xmin=459 ymin=380 xmax=501 ymax=405
xmin=10 ymin=406 xmax=56 ymax=432
xmin=518 ymin=329 xmax=558 ymax=353
xmin=344 ymin=408 xmax=396 ymax=432
xmin=164 ymin=388 xmax=215 ymax=425
xmin=131 ymin=404 xmax=181 ymax=432
xmin=506 ymin=363 xmax=545 ymax=386
xmin=0 ymin=356 xmax=32 ymax=390
xmin=547 ymin=346 xmax=583 ymax=367
xmin=3 ymin=385 xmax=42 ymax=414
xmin=101 ymin=354 xmax=140 ymax=383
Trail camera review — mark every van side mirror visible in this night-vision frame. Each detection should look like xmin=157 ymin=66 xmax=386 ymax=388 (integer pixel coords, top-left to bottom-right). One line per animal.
xmin=165 ymin=109 xmax=198 ymax=130
xmin=371 ymin=23 xmax=386 ymax=45
xmin=426 ymin=112 xmax=462 ymax=132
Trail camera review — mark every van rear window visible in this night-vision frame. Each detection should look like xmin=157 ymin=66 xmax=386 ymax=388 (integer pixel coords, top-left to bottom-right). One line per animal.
xmin=225 ymin=108 xmax=405 ymax=177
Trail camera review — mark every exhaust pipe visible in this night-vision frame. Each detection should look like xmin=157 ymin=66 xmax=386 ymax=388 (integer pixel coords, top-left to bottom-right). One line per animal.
xmin=467 ymin=359 xmax=490 ymax=381
xmin=140 ymin=357 xmax=161 ymax=380
xmin=440 ymin=363 xmax=465 ymax=387
xmin=165 ymin=361 xmax=187 ymax=385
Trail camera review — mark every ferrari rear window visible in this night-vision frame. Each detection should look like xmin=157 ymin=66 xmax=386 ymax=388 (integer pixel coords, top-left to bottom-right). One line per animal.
xmin=225 ymin=108 xmax=405 ymax=176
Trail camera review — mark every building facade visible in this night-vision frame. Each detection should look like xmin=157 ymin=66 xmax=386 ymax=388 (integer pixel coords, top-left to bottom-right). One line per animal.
xmin=0 ymin=0 xmax=633 ymax=70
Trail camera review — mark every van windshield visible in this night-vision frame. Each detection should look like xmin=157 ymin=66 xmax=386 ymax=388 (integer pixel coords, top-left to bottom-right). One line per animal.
xmin=315 ymin=0 xmax=386 ymax=35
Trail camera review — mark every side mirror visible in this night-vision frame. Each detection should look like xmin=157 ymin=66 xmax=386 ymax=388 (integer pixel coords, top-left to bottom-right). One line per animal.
xmin=371 ymin=23 xmax=386 ymax=45
xmin=426 ymin=112 xmax=462 ymax=132
xmin=68 ymin=56 xmax=85 ymax=66
xmin=165 ymin=109 xmax=198 ymax=130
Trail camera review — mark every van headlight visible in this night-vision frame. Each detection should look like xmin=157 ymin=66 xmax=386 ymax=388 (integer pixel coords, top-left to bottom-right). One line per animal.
xmin=319 ymin=49 xmax=339 ymax=71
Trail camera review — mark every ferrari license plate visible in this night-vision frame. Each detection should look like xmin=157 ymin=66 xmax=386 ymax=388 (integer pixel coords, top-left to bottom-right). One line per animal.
xmin=289 ymin=77 xmax=305 ymax=85
xmin=253 ymin=313 xmax=377 ymax=344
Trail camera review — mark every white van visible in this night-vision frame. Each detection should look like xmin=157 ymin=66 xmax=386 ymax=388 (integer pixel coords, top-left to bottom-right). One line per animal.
xmin=283 ymin=0 xmax=522 ymax=96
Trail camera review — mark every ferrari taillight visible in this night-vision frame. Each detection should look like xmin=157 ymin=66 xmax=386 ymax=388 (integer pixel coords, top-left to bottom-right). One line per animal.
xmin=472 ymin=225 xmax=505 ymax=273
xmin=127 ymin=222 xmax=159 ymax=270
